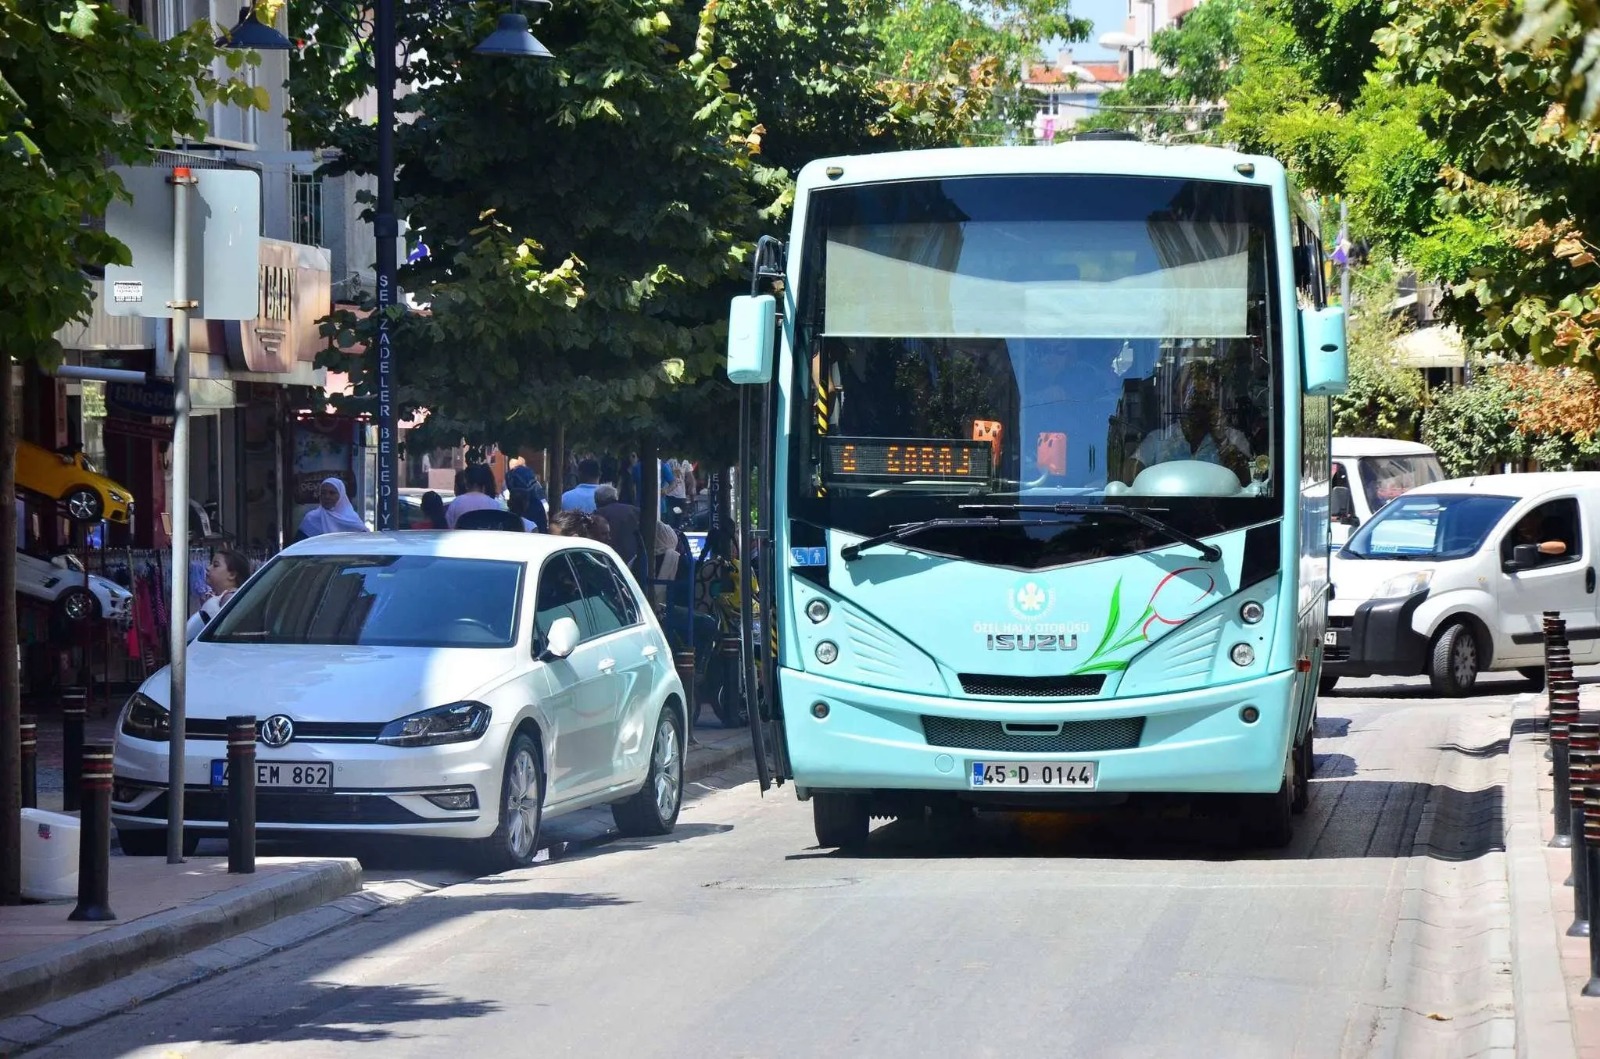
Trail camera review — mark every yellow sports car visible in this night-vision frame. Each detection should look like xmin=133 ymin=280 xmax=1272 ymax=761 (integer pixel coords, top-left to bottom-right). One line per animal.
xmin=15 ymin=441 xmax=134 ymax=523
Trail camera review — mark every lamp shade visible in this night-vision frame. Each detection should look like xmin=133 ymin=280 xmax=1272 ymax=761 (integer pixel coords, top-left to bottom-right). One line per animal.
xmin=474 ymin=14 xmax=553 ymax=58
xmin=222 ymin=7 xmax=293 ymax=50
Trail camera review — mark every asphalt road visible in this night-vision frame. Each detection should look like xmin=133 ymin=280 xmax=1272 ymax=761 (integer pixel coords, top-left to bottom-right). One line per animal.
xmin=29 ymin=671 xmax=1541 ymax=1059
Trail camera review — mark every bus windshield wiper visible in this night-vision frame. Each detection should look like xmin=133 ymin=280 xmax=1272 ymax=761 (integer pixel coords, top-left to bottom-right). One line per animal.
xmin=840 ymin=517 xmax=1033 ymax=562
xmin=960 ymin=503 xmax=1223 ymax=564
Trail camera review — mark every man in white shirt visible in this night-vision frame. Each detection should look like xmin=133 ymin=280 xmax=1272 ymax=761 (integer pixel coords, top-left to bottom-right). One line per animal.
xmin=445 ymin=464 xmax=506 ymax=527
xmin=1128 ymin=361 xmax=1252 ymax=484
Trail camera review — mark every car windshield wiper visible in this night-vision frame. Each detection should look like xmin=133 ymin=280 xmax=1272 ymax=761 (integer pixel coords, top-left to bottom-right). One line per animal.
xmin=840 ymin=517 xmax=1033 ymax=562
xmin=960 ymin=502 xmax=1223 ymax=564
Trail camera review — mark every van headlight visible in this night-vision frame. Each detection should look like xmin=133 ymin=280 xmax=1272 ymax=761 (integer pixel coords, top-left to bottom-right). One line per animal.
xmin=377 ymin=702 xmax=492 ymax=747
xmin=1377 ymin=570 xmax=1433 ymax=599
xmin=120 ymin=692 xmax=171 ymax=742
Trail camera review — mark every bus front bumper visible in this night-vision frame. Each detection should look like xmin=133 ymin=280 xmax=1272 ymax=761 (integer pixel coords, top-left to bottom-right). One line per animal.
xmin=780 ymin=667 xmax=1297 ymax=797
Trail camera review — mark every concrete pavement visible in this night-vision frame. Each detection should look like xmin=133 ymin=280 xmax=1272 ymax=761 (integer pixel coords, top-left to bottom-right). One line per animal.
xmin=19 ymin=685 xmax=1528 ymax=1058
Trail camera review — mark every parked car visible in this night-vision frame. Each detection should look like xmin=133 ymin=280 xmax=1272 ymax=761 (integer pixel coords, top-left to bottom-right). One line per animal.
xmin=1329 ymin=437 xmax=1443 ymax=548
xmin=111 ymin=531 xmax=688 ymax=868
xmin=14 ymin=440 xmax=134 ymax=524
xmin=1325 ymin=472 xmax=1600 ymax=695
xmin=15 ymin=549 xmax=133 ymax=624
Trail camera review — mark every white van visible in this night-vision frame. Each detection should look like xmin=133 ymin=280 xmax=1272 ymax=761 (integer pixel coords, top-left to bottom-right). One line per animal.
xmin=1330 ymin=437 xmax=1444 ymax=547
xmin=1324 ymin=472 xmax=1600 ymax=695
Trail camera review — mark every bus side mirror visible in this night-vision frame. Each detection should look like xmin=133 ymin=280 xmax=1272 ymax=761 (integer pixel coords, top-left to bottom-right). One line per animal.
xmin=1301 ymin=305 xmax=1348 ymax=396
xmin=727 ymin=294 xmax=776 ymax=384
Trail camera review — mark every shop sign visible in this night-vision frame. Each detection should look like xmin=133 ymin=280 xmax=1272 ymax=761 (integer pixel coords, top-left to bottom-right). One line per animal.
xmin=105 ymin=380 xmax=176 ymax=418
xmin=216 ymin=239 xmax=333 ymax=375
xmin=104 ymin=415 xmax=175 ymax=443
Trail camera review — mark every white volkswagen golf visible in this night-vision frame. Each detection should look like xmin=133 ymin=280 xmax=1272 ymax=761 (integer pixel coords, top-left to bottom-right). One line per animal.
xmin=112 ymin=531 xmax=688 ymax=870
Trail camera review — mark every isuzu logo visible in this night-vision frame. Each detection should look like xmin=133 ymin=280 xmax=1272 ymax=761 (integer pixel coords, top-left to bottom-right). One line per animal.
xmin=986 ymin=634 xmax=1078 ymax=651
xmin=260 ymin=715 xmax=295 ymax=748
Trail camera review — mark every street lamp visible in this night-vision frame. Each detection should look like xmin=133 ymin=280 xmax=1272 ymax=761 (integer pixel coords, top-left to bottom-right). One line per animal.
xmin=224 ymin=2 xmax=552 ymax=530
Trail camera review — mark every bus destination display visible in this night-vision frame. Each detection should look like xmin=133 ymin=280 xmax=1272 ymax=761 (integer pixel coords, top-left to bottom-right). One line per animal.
xmin=824 ymin=437 xmax=993 ymax=483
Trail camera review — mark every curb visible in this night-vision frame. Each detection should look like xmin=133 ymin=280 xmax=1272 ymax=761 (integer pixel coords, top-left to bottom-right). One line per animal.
xmin=0 ymin=857 xmax=360 ymax=1026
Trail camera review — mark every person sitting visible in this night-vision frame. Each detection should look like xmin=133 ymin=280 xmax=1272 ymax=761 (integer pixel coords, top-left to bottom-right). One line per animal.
xmin=1126 ymin=361 xmax=1252 ymax=484
xmin=1510 ymin=513 xmax=1569 ymax=560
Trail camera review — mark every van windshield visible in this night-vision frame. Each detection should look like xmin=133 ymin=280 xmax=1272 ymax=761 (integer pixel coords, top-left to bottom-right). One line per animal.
xmin=1342 ymin=493 xmax=1517 ymax=561
xmin=1357 ymin=454 xmax=1443 ymax=512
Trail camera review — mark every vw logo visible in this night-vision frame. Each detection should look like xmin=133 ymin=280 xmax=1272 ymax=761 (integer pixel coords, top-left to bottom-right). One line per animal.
xmin=259 ymin=715 xmax=295 ymax=748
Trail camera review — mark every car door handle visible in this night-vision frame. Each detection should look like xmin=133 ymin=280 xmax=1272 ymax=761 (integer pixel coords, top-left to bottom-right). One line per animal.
xmin=1588 ymin=567 xmax=1596 ymax=594
xmin=642 ymin=645 xmax=658 ymax=658
xmin=598 ymin=658 xmax=616 ymax=672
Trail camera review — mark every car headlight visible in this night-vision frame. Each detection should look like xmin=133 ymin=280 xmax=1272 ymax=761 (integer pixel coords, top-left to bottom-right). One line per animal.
xmin=120 ymin=692 xmax=171 ymax=742
xmin=376 ymin=702 xmax=491 ymax=747
xmin=1378 ymin=570 xmax=1433 ymax=599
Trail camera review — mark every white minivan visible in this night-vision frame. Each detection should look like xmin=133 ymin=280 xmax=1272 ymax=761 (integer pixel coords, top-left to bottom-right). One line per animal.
xmin=1324 ymin=472 xmax=1600 ymax=695
xmin=1329 ymin=437 xmax=1444 ymax=547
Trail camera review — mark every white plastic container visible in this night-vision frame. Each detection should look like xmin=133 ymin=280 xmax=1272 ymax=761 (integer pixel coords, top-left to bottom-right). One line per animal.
xmin=21 ymin=808 xmax=79 ymax=902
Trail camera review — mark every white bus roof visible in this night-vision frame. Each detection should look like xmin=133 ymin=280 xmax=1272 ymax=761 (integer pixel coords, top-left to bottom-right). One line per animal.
xmin=794 ymin=143 xmax=1285 ymax=193
xmin=1332 ymin=437 xmax=1438 ymax=458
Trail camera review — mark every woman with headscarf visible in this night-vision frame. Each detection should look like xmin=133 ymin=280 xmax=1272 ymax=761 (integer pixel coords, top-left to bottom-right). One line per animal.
xmin=296 ymin=477 xmax=370 ymax=540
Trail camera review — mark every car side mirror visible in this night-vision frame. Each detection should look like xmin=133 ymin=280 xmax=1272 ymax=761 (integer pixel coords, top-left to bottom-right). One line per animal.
xmin=1330 ymin=485 xmax=1354 ymax=521
xmin=1506 ymin=543 xmax=1541 ymax=572
xmin=539 ymin=616 xmax=580 ymax=661
xmin=1301 ymin=305 xmax=1348 ymax=396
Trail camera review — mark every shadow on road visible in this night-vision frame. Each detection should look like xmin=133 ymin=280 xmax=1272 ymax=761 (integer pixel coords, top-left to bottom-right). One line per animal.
xmin=1316 ymin=716 xmax=1352 ymax=739
xmin=198 ymin=983 xmax=500 ymax=1046
xmin=1435 ymin=737 xmax=1511 ymax=758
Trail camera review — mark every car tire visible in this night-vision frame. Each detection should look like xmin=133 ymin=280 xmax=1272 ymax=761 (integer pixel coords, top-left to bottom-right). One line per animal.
xmin=62 ymin=485 xmax=103 ymax=523
xmin=116 ymin=827 xmax=198 ymax=857
xmin=1318 ymin=672 xmax=1339 ymax=695
xmin=612 ymin=707 xmax=685 ymax=837
xmin=1429 ymin=623 xmax=1479 ymax=697
xmin=480 ymin=731 xmax=544 ymax=873
xmin=1519 ymin=667 xmax=1547 ymax=691
xmin=812 ymin=793 xmax=870 ymax=852
xmin=55 ymin=586 xmax=99 ymax=624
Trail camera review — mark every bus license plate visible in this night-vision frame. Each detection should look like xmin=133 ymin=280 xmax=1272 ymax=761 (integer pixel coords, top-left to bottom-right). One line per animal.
xmin=211 ymin=760 xmax=332 ymax=790
xmin=969 ymin=761 xmax=1096 ymax=790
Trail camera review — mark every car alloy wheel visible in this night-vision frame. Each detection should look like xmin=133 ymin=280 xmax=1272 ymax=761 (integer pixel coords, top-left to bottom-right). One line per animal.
xmin=504 ymin=744 xmax=541 ymax=862
xmin=63 ymin=486 xmax=103 ymax=523
xmin=612 ymin=708 xmax=685 ymax=837
xmin=58 ymin=588 xmax=97 ymax=623
xmin=652 ymin=715 xmax=682 ymax=821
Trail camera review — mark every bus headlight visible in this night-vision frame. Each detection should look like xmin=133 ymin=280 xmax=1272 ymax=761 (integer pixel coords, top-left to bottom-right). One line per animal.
xmin=1239 ymin=601 xmax=1265 ymax=624
xmin=1230 ymin=643 xmax=1255 ymax=667
xmin=805 ymin=599 xmax=830 ymax=624
xmin=815 ymin=641 xmax=839 ymax=664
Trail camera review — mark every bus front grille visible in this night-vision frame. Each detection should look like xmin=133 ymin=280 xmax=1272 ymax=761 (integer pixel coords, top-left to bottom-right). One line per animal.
xmin=921 ymin=715 xmax=1145 ymax=754
xmin=957 ymin=673 xmax=1105 ymax=697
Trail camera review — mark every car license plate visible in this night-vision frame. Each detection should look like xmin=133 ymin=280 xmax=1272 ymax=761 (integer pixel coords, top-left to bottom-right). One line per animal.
xmin=969 ymin=761 xmax=1096 ymax=790
xmin=210 ymin=760 xmax=332 ymax=790
xmin=1323 ymin=630 xmax=1339 ymax=646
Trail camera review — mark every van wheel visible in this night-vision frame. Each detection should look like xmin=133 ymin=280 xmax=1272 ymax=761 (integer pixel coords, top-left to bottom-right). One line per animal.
xmin=1519 ymin=667 xmax=1547 ymax=691
xmin=1429 ymin=624 xmax=1479 ymax=697
xmin=813 ymin=793 xmax=870 ymax=852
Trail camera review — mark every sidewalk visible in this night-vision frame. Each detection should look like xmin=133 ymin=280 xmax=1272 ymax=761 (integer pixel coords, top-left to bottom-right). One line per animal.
xmin=1509 ymin=684 xmax=1600 ymax=1059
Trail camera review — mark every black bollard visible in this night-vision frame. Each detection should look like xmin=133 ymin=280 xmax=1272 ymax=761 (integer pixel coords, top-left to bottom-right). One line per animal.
xmin=1584 ymin=781 xmax=1600 ymax=996
xmin=61 ymin=687 xmax=86 ymax=812
xmin=20 ymin=714 xmax=36 ymax=810
xmin=1572 ymin=749 xmax=1596 ymax=935
xmin=69 ymin=743 xmax=116 ymax=922
xmin=227 ymin=715 xmax=256 ymax=875
xmin=1572 ymin=727 xmax=1600 ymax=888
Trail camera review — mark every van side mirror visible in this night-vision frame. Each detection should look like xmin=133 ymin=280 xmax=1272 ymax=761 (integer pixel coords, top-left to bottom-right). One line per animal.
xmin=1330 ymin=485 xmax=1355 ymax=522
xmin=1301 ymin=305 xmax=1348 ymax=396
xmin=1505 ymin=543 xmax=1542 ymax=572
xmin=727 ymin=294 xmax=776 ymax=384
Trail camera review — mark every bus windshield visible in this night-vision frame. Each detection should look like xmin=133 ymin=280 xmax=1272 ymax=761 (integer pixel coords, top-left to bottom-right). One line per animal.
xmin=792 ymin=174 xmax=1283 ymax=569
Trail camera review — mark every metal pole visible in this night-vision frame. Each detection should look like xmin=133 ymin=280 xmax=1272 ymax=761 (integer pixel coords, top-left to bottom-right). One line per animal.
xmin=226 ymin=715 xmax=256 ymax=874
xmin=166 ymin=166 xmax=197 ymax=864
xmin=61 ymin=688 xmax=84 ymax=813
xmin=19 ymin=715 xmax=35 ymax=811
xmin=374 ymin=0 xmax=399 ymax=531
xmin=68 ymin=743 xmax=115 ymax=922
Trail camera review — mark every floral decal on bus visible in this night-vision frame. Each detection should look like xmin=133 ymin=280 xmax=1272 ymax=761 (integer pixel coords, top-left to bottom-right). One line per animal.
xmin=1072 ymin=567 xmax=1219 ymax=674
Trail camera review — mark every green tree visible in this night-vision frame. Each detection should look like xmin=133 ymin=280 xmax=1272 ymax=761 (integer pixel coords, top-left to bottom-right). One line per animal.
xmin=1081 ymin=0 xmax=1246 ymax=142
xmin=0 ymin=0 xmax=261 ymax=903
xmin=1332 ymin=270 xmax=1427 ymax=440
xmin=1420 ymin=369 xmax=1526 ymax=476
xmin=304 ymin=0 xmax=774 ymax=461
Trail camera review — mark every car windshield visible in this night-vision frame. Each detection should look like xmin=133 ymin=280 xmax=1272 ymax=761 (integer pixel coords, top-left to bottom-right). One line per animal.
xmin=791 ymin=173 xmax=1284 ymax=568
xmin=1357 ymin=454 xmax=1443 ymax=513
xmin=1342 ymin=493 xmax=1516 ymax=561
xmin=204 ymin=554 xmax=524 ymax=647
